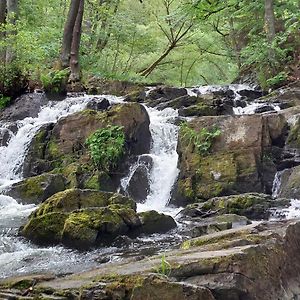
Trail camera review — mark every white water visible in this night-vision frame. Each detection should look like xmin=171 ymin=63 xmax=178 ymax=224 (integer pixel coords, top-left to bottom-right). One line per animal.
xmin=121 ymin=106 xmax=180 ymax=215
xmin=233 ymin=102 xmax=281 ymax=115
xmin=0 ymin=96 xmax=92 ymax=182
xmin=186 ymin=83 xmax=252 ymax=97
xmin=272 ymin=170 xmax=284 ymax=198
xmin=0 ymin=94 xmax=118 ymax=278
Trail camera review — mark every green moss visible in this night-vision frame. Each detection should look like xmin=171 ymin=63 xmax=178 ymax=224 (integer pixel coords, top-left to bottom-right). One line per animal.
xmin=18 ymin=175 xmax=46 ymax=200
xmin=177 ymin=178 xmax=195 ymax=200
xmin=47 ymin=139 xmax=61 ymax=158
xmin=21 ymin=212 xmax=67 ymax=244
xmin=181 ymin=229 xmax=255 ymax=250
xmin=83 ymin=174 xmax=100 ymax=190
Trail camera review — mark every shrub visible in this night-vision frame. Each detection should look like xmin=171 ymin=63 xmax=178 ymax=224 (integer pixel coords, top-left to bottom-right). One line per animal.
xmin=0 ymin=94 xmax=11 ymax=110
xmin=86 ymin=125 xmax=125 ymax=171
xmin=40 ymin=68 xmax=69 ymax=93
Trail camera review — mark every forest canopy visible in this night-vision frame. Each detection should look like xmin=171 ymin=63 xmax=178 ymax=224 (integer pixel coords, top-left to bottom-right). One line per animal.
xmin=0 ymin=0 xmax=299 ymax=98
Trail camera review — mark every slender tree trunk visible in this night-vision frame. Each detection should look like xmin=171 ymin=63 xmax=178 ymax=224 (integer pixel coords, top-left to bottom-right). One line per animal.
xmin=0 ymin=0 xmax=6 ymax=64
xmin=265 ymin=0 xmax=276 ymax=42
xmin=264 ymin=0 xmax=276 ymax=61
xmin=60 ymin=0 xmax=81 ymax=68
xmin=69 ymin=0 xmax=84 ymax=82
xmin=6 ymin=0 xmax=18 ymax=64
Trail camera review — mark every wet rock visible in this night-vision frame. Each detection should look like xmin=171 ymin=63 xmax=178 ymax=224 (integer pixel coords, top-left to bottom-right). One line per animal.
xmin=238 ymin=89 xmax=264 ymax=100
xmin=172 ymin=113 xmax=287 ymax=206
xmin=278 ymin=166 xmax=300 ymax=199
xmin=146 ymin=86 xmax=187 ymax=101
xmin=136 ymin=210 xmax=177 ymax=235
xmin=199 ymin=193 xmax=289 ymax=220
xmin=0 ymin=127 xmax=13 ymax=146
xmin=22 ymin=123 xmax=54 ymax=177
xmin=0 ymin=93 xmax=49 ymax=122
xmin=7 ymin=174 xmax=66 ymax=205
xmin=254 ymin=105 xmax=276 ymax=114
xmin=178 ymin=210 xmax=251 ymax=238
xmin=86 ymin=97 xmax=110 ymax=111
xmin=125 ymin=155 xmax=153 ymax=203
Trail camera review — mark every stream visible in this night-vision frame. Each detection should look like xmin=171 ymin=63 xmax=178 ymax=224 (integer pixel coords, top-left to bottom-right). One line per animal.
xmin=0 ymin=85 xmax=297 ymax=279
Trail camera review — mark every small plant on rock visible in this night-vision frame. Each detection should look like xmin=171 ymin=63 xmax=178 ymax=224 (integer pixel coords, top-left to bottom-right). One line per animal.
xmin=0 ymin=94 xmax=11 ymax=110
xmin=41 ymin=68 xmax=69 ymax=93
xmin=181 ymin=123 xmax=221 ymax=156
xmin=155 ymin=254 xmax=171 ymax=277
xmin=86 ymin=125 xmax=125 ymax=172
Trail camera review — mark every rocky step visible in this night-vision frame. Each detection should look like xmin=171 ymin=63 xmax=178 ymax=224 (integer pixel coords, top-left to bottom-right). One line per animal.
xmin=2 ymin=220 xmax=300 ymax=300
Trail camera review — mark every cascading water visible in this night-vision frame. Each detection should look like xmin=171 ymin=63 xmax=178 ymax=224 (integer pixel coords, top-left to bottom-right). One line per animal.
xmin=0 ymin=95 xmax=113 ymax=278
xmin=120 ymin=106 xmax=180 ymax=214
xmin=272 ymin=170 xmax=284 ymax=198
xmin=0 ymin=83 xmax=291 ymax=279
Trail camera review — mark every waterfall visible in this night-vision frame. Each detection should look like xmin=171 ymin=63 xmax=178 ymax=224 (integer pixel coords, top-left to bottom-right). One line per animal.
xmin=0 ymin=96 xmax=91 ymax=183
xmin=121 ymin=106 xmax=180 ymax=213
xmin=138 ymin=107 xmax=179 ymax=212
xmin=272 ymin=171 xmax=284 ymax=198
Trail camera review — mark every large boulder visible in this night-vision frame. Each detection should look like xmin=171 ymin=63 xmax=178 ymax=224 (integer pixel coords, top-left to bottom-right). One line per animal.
xmin=172 ymin=113 xmax=287 ymax=206
xmin=0 ymin=93 xmax=49 ymax=122
xmin=23 ymin=103 xmax=152 ymax=193
xmin=136 ymin=210 xmax=177 ymax=235
xmin=6 ymin=174 xmax=66 ymax=205
xmin=21 ymin=189 xmax=176 ymax=249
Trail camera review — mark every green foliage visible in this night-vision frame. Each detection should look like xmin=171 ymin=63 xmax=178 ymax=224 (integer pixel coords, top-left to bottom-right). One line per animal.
xmin=155 ymin=254 xmax=171 ymax=277
xmin=40 ymin=69 xmax=69 ymax=93
xmin=0 ymin=94 xmax=11 ymax=109
xmin=86 ymin=125 xmax=125 ymax=171
xmin=266 ymin=71 xmax=288 ymax=88
xmin=181 ymin=123 xmax=221 ymax=156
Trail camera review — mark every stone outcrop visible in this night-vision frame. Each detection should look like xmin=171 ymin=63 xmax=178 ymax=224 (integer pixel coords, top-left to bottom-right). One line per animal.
xmin=172 ymin=113 xmax=287 ymax=206
xmin=3 ymin=220 xmax=300 ymax=300
xmin=23 ymin=103 xmax=152 ymax=194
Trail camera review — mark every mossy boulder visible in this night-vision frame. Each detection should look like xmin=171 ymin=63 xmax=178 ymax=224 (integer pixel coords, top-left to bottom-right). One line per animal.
xmin=7 ymin=173 xmax=66 ymax=204
xmin=62 ymin=206 xmax=140 ymax=249
xmin=34 ymin=189 xmax=136 ymax=216
xmin=199 ymin=193 xmax=289 ymax=220
xmin=21 ymin=212 xmax=68 ymax=244
xmin=136 ymin=210 xmax=177 ymax=235
xmin=20 ymin=189 xmax=176 ymax=249
xmin=172 ymin=113 xmax=287 ymax=206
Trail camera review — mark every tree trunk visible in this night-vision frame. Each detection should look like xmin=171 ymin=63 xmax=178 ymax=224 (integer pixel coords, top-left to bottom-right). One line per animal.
xmin=0 ymin=0 xmax=6 ymax=64
xmin=264 ymin=0 xmax=276 ymax=42
xmin=69 ymin=0 xmax=84 ymax=82
xmin=5 ymin=0 xmax=18 ymax=64
xmin=60 ymin=0 xmax=81 ymax=68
